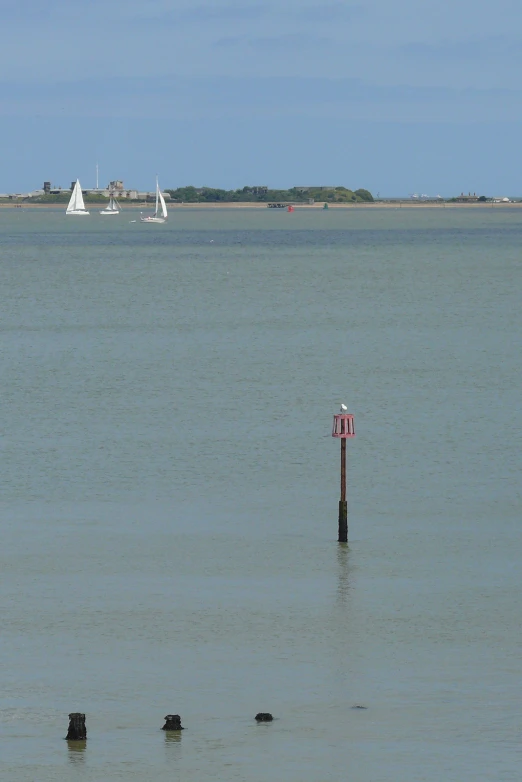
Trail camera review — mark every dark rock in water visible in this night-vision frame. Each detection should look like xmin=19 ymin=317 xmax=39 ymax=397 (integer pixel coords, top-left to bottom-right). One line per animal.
xmin=351 ymin=705 xmax=368 ymax=710
xmin=66 ymin=713 xmax=87 ymax=740
xmin=255 ymin=713 xmax=273 ymax=722
xmin=162 ymin=715 xmax=184 ymax=731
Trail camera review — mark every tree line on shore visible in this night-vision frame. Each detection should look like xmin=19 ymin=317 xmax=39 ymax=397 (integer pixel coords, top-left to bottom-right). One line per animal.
xmin=166 ymin=186 xmax=374 ymax=203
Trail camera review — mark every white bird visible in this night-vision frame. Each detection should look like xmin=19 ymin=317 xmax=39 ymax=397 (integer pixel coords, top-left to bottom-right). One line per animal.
xmin=340 ymin=404 xmax=348 ymax=412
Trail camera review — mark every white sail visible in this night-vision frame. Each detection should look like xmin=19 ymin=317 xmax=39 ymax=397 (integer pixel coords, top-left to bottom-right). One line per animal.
xmin=66 ymin=179 xmax=89 ymax=215
xmin=140 ymin=176 xmax=167 ymax=223
xmin=158 ymin=189 xmax=168 ymax=219
xmin=71 ymin=180 xmax=85 ymax=211
xmin=66 ymin=181 xmax=78 ymax=212
xmin=100 ymin=194 xmax=120 ymax=215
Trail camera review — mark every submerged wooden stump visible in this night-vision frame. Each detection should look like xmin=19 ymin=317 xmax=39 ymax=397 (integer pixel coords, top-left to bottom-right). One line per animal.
xmin=66 ymin=713 xmax=87 ymax=740
xmin=255 ymin=713 xmax=273 ymax=722
xmin=162 ymin=714 xmax=184 ymax=731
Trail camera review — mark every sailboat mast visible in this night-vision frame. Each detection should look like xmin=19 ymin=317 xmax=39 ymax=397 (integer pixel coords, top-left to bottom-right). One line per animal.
xmin=155 ymin=176 xmax=159 ymax=216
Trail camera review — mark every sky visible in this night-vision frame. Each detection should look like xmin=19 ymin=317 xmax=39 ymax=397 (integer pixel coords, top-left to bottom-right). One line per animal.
xmin=0 ymin=0 xmax=520 ymax=195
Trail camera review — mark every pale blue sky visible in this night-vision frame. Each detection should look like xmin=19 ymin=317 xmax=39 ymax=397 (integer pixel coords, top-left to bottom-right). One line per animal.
xmin=1 ymin=0 xmax=520 ymax=194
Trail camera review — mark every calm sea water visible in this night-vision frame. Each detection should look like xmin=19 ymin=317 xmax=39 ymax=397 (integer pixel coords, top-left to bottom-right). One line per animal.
xmin=1 ymin=207 xmax=521 ymax=781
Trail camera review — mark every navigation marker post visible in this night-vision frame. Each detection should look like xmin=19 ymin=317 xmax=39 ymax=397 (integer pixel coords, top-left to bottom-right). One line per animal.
xmin=332 ymin=406 xmax=355 ymax=543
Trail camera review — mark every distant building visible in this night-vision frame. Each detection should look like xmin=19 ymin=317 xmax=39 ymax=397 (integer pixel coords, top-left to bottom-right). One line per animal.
xmin=101 ymin=181 xmax=170 ymax=200
xmin=455 ymin=192 xmax=479 ymax=203
xmin=39 ymin=180 xmax=170 ymax=201
xmin=294 ymin=186 xmax=337 ymax=192
xmin=0 ymin=189 xmax=45 ymax=199
xmin=44 ymin=181 xmax=72 ymax=195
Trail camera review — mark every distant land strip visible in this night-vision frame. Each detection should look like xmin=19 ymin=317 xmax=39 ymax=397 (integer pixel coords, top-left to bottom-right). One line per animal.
xmin=1 ymin=185 xmax=519 ymax=208
xmin=2 ymin=201 xmax=521 ymax=210
xmin=0 ymin=185 xmax=374 ymax=205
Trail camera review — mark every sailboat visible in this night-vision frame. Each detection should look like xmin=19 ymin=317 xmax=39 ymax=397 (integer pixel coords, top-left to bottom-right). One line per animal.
xmin=66 ymin=179 xmax=89 ymax=216
xmin=100 ymin=194 xmax=120 ymax=215
xmin=140 ymin=177 xmax=167 ymax=223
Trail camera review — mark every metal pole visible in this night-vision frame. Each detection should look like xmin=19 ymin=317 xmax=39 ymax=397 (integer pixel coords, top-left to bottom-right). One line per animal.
xmin=338 ymin=438 xmax=348 ymax=542
xmin=340 ymin=438 xmax=346 ymax=502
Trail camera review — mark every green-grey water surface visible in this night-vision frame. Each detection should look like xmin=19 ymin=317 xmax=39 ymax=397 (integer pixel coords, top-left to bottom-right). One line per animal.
xmin=1 ymin=207 xmax=521 ymax=780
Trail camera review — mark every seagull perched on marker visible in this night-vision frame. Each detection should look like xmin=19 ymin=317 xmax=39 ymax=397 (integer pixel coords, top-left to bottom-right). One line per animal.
xmin=340 ymin=404 xmax=348 ymax=412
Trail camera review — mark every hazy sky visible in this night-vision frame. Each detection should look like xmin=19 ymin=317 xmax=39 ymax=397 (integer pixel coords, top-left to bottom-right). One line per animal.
xmin=1 ymin=0 xmax=519 ymax=194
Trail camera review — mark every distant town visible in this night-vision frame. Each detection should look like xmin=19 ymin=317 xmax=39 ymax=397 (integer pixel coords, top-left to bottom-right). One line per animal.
xmin=0 ymin=181 xmax=375 ymax=204
xmin=0 ymin=180 xmax=171 ymax=204
xmin=0 ymin=183 xmax=516 ymax=205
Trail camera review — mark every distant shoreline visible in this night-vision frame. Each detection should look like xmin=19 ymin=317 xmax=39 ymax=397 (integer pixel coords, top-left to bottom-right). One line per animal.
xmin=2 ymin=201 xmax=522 ymax=210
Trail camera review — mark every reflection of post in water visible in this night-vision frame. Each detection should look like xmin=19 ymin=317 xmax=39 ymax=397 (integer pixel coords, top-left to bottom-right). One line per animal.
xmin=164 ymin=728 xmax=183 ymax=760
xmin=164 ymin=730 xmax=183 ymax=746
xmin=67 ymin=739 xmax=87 ymax=764
xmin=163 ymin=714 xmax=183 ymax=756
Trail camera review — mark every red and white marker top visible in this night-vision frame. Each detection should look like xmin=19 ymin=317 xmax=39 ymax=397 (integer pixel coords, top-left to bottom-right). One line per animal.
xmin=332 ymin=406 xmax=355 ymax=438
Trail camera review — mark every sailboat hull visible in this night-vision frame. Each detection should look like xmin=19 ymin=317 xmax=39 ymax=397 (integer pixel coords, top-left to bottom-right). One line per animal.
xmin=66 ymin=210 xmax=90 ymax=216
xmin=140 ymin=177 xmax=168 ymax=223
xmin=100 ymin=195 xmax=120 ymax=215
